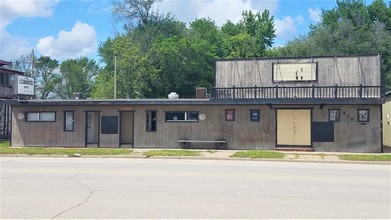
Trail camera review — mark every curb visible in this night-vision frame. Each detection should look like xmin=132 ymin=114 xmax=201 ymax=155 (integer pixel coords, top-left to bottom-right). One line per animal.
xmin=0 ymin=154 xmax=390 ymax=165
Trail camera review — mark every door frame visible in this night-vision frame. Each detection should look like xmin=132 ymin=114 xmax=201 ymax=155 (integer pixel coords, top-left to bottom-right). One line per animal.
xmin=85 ymin=111 xmax=101 ymax=147
xmin=275 ymin=108 xmax=313 ymax=148
xmin=119 ymin=110 xmax=135 ymax=148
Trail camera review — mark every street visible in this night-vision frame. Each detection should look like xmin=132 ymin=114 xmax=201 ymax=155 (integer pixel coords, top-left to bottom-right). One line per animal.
xmin=1 ymin=157 xmax=390 ymax=219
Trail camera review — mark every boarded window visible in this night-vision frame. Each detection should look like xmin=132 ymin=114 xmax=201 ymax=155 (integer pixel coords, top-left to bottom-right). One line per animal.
xmin=101 ymin=116 xmax=118 ymax=134
xmin=26 ymin=112 xmax=56 ymax=122
xmin=313 ymin=122 xmax=334 ymax=142
xmin=273 ymin=63 xmax=317 ymax=81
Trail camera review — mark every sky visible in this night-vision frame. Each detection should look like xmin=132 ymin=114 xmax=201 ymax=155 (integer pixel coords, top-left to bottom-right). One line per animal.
xmin=0 ymin=0 xmax=367 ymax=63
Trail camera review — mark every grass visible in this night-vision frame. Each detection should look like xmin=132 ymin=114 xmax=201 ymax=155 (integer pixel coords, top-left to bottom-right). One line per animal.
xmin=0 ymin=142 xmax=132 ymax=156
xmin=318 ymin=153 xmax=325 ymax=160
xmin=231 ymin=150 xmax=285 ymax=159
xmin=0 ymin=141 xmax=10 ymax=147
xmin=338 ymin=154 xmax=391 ymax=162
xmin=144 ymin=149 xmax=200 ymax=157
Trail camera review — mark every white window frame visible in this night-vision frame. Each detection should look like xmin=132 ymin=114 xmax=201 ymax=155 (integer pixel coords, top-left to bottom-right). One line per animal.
xmin=26 ymin=112 xmax=56 ymax=122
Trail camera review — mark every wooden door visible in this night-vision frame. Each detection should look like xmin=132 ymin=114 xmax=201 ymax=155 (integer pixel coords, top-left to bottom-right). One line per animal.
xmin=277 ymin=109 xmax=311 ymax=146
xmin=120 ymin=111 xmax=134 ymax=147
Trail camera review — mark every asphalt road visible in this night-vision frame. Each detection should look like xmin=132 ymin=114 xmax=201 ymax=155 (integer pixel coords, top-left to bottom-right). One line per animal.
xmin=1 ymin=157 xmax=390 ymax=219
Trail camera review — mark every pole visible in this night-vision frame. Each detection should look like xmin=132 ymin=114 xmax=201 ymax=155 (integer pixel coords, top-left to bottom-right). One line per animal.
xmin=31 ymin=49 xmax=34 ymax=78
xmin=31 ymin=49 xmax=35 ymax=99
xmin=114 ymin=55 xmax=117 ymax=99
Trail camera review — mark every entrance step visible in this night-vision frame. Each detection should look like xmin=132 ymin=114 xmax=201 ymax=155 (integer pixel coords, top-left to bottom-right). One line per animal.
xmin=274 ymin=147 xmax=315 ymax=152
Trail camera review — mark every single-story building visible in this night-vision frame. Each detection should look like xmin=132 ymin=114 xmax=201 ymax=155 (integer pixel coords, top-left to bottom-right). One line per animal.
xmin=10 ymin=54 xmax=385 ymax=152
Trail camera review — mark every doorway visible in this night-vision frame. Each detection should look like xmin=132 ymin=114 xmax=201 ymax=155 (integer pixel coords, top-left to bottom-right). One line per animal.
xmin=85 ymin=111 xmax=100 ymax=147
xmin=119 ymin=111 xmax=134 ymax=147
xmin=277 ymin=109 xmax=311 ymax=147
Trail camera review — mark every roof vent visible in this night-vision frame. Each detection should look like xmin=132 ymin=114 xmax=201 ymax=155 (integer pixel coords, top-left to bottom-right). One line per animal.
xmin=168 ymin=92 xmax=179 ymax=99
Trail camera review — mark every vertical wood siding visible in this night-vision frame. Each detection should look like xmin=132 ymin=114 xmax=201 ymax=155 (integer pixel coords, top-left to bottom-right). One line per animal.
xmin=215 ymin=55 xmax=381 ymax=88
xmin=11 ymin=104 xmax=381 ymax=152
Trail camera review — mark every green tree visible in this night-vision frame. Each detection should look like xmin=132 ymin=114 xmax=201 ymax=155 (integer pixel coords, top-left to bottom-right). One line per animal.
xmin=112 ymin=0 xmax=162 ymax=28
xmin=34 ymin=56 xmax=61 ymax=99
xmin=220 ymin=10 xmax=275 ymax=58
xmin=189 ymin=18 xmax=223 ymax=57
xmin=94 ymin=35 xmax=157 ymax=98
xmin=149 ymin=36 xmax=215 ymax=98
xmin=58 ymin=57 xmax=100 ymax=99
xmin=279 ymin=0 xmax=391 ymax=89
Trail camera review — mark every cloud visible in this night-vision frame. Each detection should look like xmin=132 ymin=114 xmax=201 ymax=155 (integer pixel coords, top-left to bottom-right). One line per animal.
xmin=308 ymin=8 xmax=321 ymax=22
xmin=0 ymin=0 xmax=58 ymax=61
xmin=36 ymin=22 xmax=97 ymax=59
xmin=274 ymin=16 xmax=304 ymax=39
xmin=155 ymin=0 xmax=278 ymax=26
xmin=274 ymin=16 xmax=296 ymax=39
xmin=0 ymin=0 xmax=58 ymax=30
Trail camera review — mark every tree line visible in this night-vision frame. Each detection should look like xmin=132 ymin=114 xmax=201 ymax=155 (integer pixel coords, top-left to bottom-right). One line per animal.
xmin=12 ymin=0 xmax=391 ymax=99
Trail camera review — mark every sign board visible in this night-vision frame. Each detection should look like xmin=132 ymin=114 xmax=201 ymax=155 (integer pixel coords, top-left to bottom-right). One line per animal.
xmin=14 ymin=75 xmax=34 ymax=96
xmin=273 ymin=63 xmax=317 ymax=81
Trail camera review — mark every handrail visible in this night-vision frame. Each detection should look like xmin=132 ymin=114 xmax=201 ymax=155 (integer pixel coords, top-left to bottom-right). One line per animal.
xmin=211 ymin=85 xmax=383 ymax=99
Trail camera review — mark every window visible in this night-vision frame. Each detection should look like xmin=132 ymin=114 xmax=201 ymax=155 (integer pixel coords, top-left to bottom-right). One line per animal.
xmin=225 ymin=110 xmax=235 ymax=121
xmin=358 ymin=109 xmax=369 ymax=122
xmin=273 ymin=62 xmax=317 ymax=82
xmin=64 ymin=111 xmax=74 ymax=131
xmin=250 ymin=109 xmax=260 ymax=121
xmin=146 ymin=111 xmax=157 ymax=131
xmin=165 ymin=112 xmax=198 ymax=122
xmin=26 ymin=112 xmax=56 ymax=122
xmin=329 ymin=109 xmax=340 ymax=122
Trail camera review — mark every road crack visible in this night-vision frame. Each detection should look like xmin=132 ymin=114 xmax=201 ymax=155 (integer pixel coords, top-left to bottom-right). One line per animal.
xmin=50 ymin=173 xmax=94 ymax=219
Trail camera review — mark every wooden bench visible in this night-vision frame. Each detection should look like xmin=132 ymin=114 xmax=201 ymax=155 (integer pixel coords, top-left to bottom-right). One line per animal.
xmin=178 ymin=139 xmax=227 ymax=150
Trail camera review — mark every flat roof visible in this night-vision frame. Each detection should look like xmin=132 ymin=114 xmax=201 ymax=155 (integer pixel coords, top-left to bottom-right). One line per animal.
xmin=215 ymin=54 xmax=380 ymax=62
xmin=10 ymin=97 xmax=384 ymax=106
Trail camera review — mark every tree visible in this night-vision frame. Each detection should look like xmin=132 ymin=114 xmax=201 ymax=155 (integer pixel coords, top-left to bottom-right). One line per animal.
xmin=58 ymin=57 xmax=100 ymax=99
xmin=112 ymin=0 xmax=162 ymax=29
xmin=93 ymin=35 xmax=157 ymax=99
xmin=34 ymin=56 xmax=61 ymax=99
xmin=129 ymin=16 xmax=187 ymax=54
xmin=189 ymin=18 xmax=223 ymax=57
xmin=149 ymin=36 xmax=215 ymax=98
xmin=220 ymin=10 xmax=276 ymax=58
xmin=279 ymin=0 xmax=391 ymax=89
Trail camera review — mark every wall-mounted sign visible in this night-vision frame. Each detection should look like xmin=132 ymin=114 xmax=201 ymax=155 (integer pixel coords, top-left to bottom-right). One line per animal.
xmin=14 ymin=75 xmax=34 ymax=96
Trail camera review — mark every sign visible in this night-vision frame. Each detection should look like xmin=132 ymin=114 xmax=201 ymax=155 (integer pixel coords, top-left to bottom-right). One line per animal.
xmin=15 ymin=75 xmax=34 ymax=96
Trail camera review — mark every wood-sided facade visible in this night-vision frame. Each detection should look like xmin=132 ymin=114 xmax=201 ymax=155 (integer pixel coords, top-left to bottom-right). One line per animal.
xmin=10 ymin=54 xmax=385 ymax=152
xmin=383 ymin=91 xmax=391 ymax=150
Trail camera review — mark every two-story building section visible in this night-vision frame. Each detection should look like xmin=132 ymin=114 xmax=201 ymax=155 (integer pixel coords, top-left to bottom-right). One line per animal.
xmin=0 ymin=60 xmax=24 ymax=139
xmin=10 ymin=54 xmax=384 ymax=152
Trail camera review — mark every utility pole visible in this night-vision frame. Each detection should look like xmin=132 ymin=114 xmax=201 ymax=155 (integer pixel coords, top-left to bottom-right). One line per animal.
xmin=31 ymin=49 xmax=34 ymax=78
xmin=31 ymin=49 xmax=35 ymax=99
xmin=114 ymin=55 xmax=117 ymax=99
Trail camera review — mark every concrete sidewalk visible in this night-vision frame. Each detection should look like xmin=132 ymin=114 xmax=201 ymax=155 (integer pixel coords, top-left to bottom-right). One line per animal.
xmin=130 ymin=149 xmax=391 ymax=164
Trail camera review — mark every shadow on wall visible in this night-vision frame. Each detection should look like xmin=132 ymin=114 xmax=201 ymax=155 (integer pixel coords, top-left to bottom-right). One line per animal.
xmin=383 ymin=146 xmax=391 ymax=153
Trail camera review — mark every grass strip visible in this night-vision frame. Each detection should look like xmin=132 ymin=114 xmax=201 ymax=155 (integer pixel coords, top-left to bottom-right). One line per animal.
xmin=338 ymin=154 xmax=391 ymax=161
xmin=0 ymin=141 xmax=10 ymax=147
xmin=0 ymin=146 xmax=132 ymax=156
xmin=231 ymin=150 xmax=284 ymax=159
xmin=144 ymin=149 xmax=200 ymax=158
